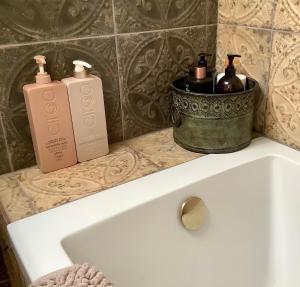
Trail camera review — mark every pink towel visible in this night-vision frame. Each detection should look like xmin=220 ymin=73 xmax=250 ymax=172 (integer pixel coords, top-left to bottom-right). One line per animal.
xmin=29 ymin=263 xmax=113 ymax=287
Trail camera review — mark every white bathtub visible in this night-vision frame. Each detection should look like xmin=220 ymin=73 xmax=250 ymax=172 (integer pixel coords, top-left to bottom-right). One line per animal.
xmin=7 ymin=137 xmax=300 ymax=287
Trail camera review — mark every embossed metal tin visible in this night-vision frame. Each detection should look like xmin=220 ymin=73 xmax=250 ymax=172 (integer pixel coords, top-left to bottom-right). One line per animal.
xmin=171 ymin=78 xmax=257 ymax=153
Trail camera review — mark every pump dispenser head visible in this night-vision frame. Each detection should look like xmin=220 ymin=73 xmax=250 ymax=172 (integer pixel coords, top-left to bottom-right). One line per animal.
xmin=225 ymin=54 xmax=241 ymax=77
xmin=198 ymin=53 xmax=212 ymax=67
xmin=73 ymin=60 xmax=92 ymax=79
xmin=34 ymin=55 xmax=51 ymax=84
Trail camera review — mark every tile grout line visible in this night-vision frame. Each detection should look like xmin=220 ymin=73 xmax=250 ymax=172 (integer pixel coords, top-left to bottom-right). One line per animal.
xmin=219 ymin=22 xmax=300 ymax=35
xmin=112 ymin=24 xmax=217 ymax=37
xmin=0 ymin=115 xmax=14 ymax=172
xmin=270 ymin=0 xmax=278 ymax=29
xmin=216 ymin=0 xmax=220 ymax=68
xmin=0 ymin=34 xmax=114 ymax=49
xmin=262 ymin=0 xmax=277 ymax=134
xmin=0 ymin=24 xmax=217 ymax=50
xmin=111 ymin=0 xmax=117 ymax=35
xmin=111 ymin=0 xmax=125 ymax=141
xmin=205 ymin=0 xmax=208 ymax=25
xmin=216 ymin=0 xmax=220 ymax=25
xmin=263 ymin=29 xmax=274 ymax=134
xmin=114 ymin=36 xmax=126 ymax=141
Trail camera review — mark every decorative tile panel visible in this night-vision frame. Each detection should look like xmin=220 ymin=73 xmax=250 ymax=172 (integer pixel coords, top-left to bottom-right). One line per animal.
xmin=206 ymin=25 xmax=217 ymax=68
xmin=125 ymin=129 xmax=203 ymax=167
xmin=117 ymin=27 xmax=207 ymax=139
xmin=5 ymin=144 xmax=160 ymax=220
xmin=265 ymin=32 xmax=300 ymax=149
xmin=207 ymin=0 xmax=218 ymax=24
xmin=0 ymin=37 xmax=122 ymax=171
xmin=218 ymin=0 xmax=275 ymax=28
xmin=0 ymin=0 xmax=114 ymax=45
xmin=114 ymin=0 xmax=206 ymax=33
xmin=0 ymin=128 xmax=201 ymax=223
xmin=0 ymin=173 xmax=35 ymax=220
xmin=217 ymin=25 xmax=272 ymax=131
xmin=0 ymin=0 xmax=218 ymax=174
xmin=273 ymin=0 xmax=300 ymax=32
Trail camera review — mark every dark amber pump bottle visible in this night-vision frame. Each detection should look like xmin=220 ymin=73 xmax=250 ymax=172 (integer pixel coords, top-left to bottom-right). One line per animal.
xmin=216 ymin=54 xmax=244 ymax=94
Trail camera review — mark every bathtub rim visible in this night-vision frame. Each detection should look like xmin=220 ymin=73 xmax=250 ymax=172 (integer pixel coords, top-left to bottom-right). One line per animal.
xmin=7 ymin=137 xmax=300 ymax=283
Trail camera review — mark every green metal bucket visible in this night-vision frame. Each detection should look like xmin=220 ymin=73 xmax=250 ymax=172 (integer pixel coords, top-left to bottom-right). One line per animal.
xmin=171 ymin=78 xmax=258 ymax=154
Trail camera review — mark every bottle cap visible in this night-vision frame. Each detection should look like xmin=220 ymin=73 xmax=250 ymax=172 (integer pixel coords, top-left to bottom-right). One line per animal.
xmin=34 ymin=55 xmax=51 ymax=84
xmin=73 ymin=60 xmax=92 ymax=78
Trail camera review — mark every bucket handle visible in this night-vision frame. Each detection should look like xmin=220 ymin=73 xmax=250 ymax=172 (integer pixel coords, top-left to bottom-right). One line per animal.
xmin=170 ymin=105 xmax=181 ymax=128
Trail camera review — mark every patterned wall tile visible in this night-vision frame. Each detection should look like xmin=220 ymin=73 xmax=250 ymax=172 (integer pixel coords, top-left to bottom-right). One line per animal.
xmin=265 ymin=32 xmax=300 ymax=149
xmin=114 ymin=0 xmax=206 ymax=33
xmin=0 ymin=36 xmax=122 ymax=171
xmin=218 ymin=0 xmax=275 ymax=28
xmin=207 ymin=0 xmax=218 ymax=24
xmin=0 ymin=0 xmax=113 ymax=45
xmin=117 ymin=26 xmax=208 ymax=139
xmin=217 ymin=24 xmax=272 ymax=132
xmin=273 ymin=0 xmax=300 ymax=32
xmin=0 ymin=117 xmax=10 ymax=174
xmin=206 ymin=25 xmax=217 ymax=68
xmin=1 ymin=113 xmax=36 ymax=172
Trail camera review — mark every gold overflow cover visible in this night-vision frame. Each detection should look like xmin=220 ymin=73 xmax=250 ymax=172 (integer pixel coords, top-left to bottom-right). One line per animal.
xmin=180 ymin=197 xmax=207 ymax=231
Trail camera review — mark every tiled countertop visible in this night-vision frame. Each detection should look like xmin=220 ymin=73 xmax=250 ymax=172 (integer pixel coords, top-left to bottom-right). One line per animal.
xmin=0 ymin=128 xmax=203 ymax=224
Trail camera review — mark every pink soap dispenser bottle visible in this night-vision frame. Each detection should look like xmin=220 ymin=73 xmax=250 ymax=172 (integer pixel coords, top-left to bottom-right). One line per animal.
xmin=23 ymin=55 xmax=77 ymax=173
xmin=62 ymin=60 xmax=109 ymax=162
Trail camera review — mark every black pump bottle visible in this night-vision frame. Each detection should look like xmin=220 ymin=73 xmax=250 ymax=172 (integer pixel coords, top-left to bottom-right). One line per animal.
xmin=194 ymin=53 xmax=211 ymax=80
xmin=183 ymin=53 xmax=213 ymax=93
xmin=216 ymin=54 xmax=244 ymax=94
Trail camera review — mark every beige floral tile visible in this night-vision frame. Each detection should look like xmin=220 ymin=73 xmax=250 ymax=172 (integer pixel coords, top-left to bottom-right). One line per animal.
xmin=126 ymin=128 xmax=201 ymax=168
xmin=217 ymin=24 xmax=272 ymax=132
xmin=265 ymin=32 xmax=300 ymax=149
xmin=273 ymin=0 xmax=300 ymax=32
xmin=218 ymin=0 xmax=275 ymax=28
xmin=0 ymin=129 xmax=203 ymax=223
xmin=0 ymin=173 xmax=36 ymax=222
xmin=12 ymin=144 xmax=159 ymax=221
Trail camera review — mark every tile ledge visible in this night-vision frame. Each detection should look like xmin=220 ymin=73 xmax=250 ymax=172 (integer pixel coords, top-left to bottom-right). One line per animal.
xmin=0 ymin=128 xmax=202 ymax=224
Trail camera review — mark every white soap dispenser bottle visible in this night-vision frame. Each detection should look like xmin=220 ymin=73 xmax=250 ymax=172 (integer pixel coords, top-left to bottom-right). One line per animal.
xmin=62 ymin=60 xmax=109 ymax=162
